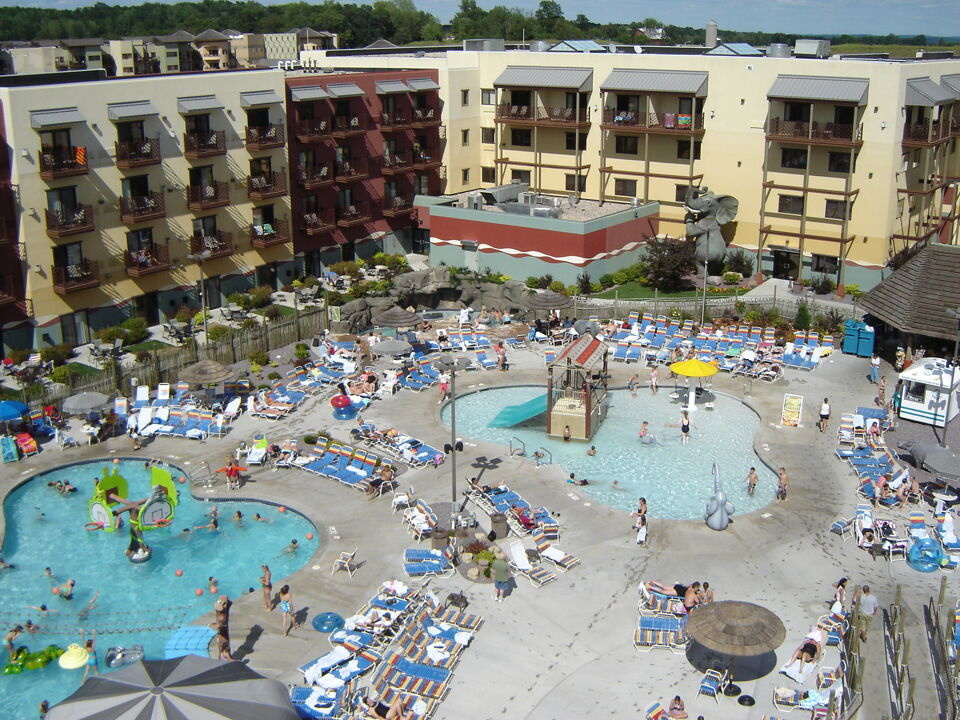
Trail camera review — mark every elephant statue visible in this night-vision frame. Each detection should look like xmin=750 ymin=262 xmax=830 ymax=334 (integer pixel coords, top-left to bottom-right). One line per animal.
xmin=684 ymin=186 xmax=739 ymax=265
xmin=704 ymin=463 xmax=735 ymax=531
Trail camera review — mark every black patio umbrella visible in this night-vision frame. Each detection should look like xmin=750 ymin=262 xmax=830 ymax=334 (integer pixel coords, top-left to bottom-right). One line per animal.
xmin=525 ymin=290 xmax=573 ymax=311
xmin=372 ymin=306 xmax=420 ymax=328
xmin=47 ymin=655 xmax=299 ymax=719
xmin=179 ymin=358 xmax=238 ymax=386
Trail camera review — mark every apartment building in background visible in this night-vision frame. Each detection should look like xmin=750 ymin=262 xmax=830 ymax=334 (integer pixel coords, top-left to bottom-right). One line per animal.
xmin=301 ymin=45 xmax=960 ymax=291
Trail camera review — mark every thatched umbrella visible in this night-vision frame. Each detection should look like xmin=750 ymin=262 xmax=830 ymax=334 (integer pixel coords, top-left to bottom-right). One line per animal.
xmin=685 ymin=600 xmax=786 ymax=681
xmin=371 ymin=339 xmax=413 ymax=356
xmin=372 ymin=306 xmax=419 ymax=328
xmin=525 ymin=290 xmax=572 ymax=311
xmin=179 ymin=358 xmax=238 ymax=386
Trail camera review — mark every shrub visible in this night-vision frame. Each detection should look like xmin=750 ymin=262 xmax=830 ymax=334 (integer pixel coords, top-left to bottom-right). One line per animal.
xmin=706 ymin=259 xmax=725 ymax=277
xmin=206 ymin=324 xmax=232 ymax=342
xmin=267 ymin=371 xmax=282 ymax=380
xmin=590 ymin=282 xmax=602 ymax=294
xmin=294 ymin=342 xmax=310 ymax=360
xmin=525 ymin=276 xmax=540 ymax=289
xmin=538 ymin=274 xmax=553 ymax=290
xmin=40 ymin=343 xmax=75 ymax=366
xmin=303 ymin=434 xmax=318 ymax=445
xmin=48 ymin=365 xmax=76 ymax=384
xmin=643 ymin=237 xmax=697 ymax=292
xmin=248 ymin=349 xmax=269 ymax=366
xmin=135 ymin=349 xmax=152 ymax=363
xmin=120 ymin=316 xmax=149 ymax=344
xmin=249 ymin=285 xmax=274 ymax=308
xmin=465 ymin=539 xmax=489 ymax=555
xmin=324 ymin=291 xmax=346 ymax=307
xmin=793 ymin=301 xmax=812 ymax=331
xmin=175 ymin=305 xmax=195 ymax=323
xmin=547 ymin=280 xmax=566 ymax=294
xmin=264 ymin=305 xmax=285 ymax=321
xmin=724 ymin=249 xmax=754 ymax=277
xmin=8 ymin=349 xmax=30 ymax=365
xmin=193 ymin=310 xmax=210 ymax=327
xmin=565 ymin=285 xmax=578 ymax=296
xmin=227 ymin=292 xmax=254 ymax=310
xmin=301 ymin=275 xmax=319 ymax=288
xmin=722 ymin=272 xmax=742 ymax=285
xmin=329 ymin=260 xmax=362 ymax=279
xmin=281 ymin=284 xmax=294 ymax=293
xmin=624 ymin=262 xmax=648 ymax=282
xmin=94 ymin=326 xmax=127 ymax=344
xmin=249 ymin=362 xmax=262 ymax=374
xmin=611 ymin=271 xmax=628 ymax=286
xmin=598 ymin=273 xmax=615 ymax=288
xmin=240 ymin=318 xmax=260 ymax=331
xmin=576 ymin=271 xmax=593 ymax=295
xmin=817 ymin=309 xmax=845 ymax=335
xmin=810 ymin=274 xmax=836 ymax=295
xmin=844 ymin=284 xmax=863 ymax=300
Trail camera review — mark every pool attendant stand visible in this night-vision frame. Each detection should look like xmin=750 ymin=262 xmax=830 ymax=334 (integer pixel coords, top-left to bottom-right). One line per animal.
xmin=896 ymin=358 xmax=960 ymax=428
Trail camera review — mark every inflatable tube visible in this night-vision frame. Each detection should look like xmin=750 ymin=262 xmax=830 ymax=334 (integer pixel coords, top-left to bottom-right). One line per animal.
xmin=127 ymin=547 xmax=152 ymax=564
xmin=105 ymin=645 xmax=143 ymax=669
xmin=23 ymin=651 xmax=51 ymax=671
xmin=907 ymin=538 xmax=944 ymax=573
xmin=2 ymin=663 xmax=22 ymax=675
xmin=44 ymin=646 xmax=64 ymax=661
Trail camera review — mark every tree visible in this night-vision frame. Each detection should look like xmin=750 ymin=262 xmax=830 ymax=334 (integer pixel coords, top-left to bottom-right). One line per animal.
xmin=534 ymin=0 xmax=563 ymax=35
xmin=574 ymin=13 xmax=590 ymax=31
xmin=643 ymin=238 xmax=697 ymax=292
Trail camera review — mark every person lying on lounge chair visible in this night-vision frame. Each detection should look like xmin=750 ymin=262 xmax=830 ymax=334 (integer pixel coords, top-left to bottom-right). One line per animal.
xmin=359 ymin=693 xmax=415 ymax=720
xmin=511 ymin=505 xmax=536 ymax=531
xmin=645 ymin=580 xmax=681 ymax=596
xmin=789 ymin=636 xmax=823 ymax=665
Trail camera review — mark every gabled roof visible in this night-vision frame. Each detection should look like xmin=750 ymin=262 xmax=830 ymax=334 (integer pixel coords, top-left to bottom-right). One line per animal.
xmin=939 ymin=74 xmax=960 ymax=99
xmin=859 ymin=243 xmax=960 ymax=342
xmin=550 ymin=334 xmax=606 ymax=369
xmin=494 ymin=66 xmax=593 ymax=91
xmin=768 ymin=75 xmax=869 ymax=105
xmin=158 ymin=30 xmax=195 ymax=43
xmin=60 ymin=38 xmax=104 ymax=47
xmin=365 ymin=38 xmax=397 ymax=49
xmin=601 ymin=69 xmax=707 ymax=96
xmin=905 ymin=77 xmax=955 ymax=106
xmin=288 ymin=27 xmax=336 ymax=39
xmin=705 ymin=42 xmax=762 ymax=56
xmin=220 ymin=28 xmax=244 ymax=37
xmin=193 ymin=29 xmax=229 ymax=42
xmin=548 ymin=40 xmax=606 ymax=53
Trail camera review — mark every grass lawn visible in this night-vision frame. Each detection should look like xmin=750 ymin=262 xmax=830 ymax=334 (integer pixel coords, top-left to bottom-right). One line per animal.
xmin=67 ymin=361 xmax=101 ymax=377
xmin=253 ymin=304 xmax=296 ymax=318
xmin=831 ymin=43 xmax=960 ymax=58
xmin=592 ymin=283 xmax=741 ymax=300
xmin=125 ymin=340 xmax=171 ymax=354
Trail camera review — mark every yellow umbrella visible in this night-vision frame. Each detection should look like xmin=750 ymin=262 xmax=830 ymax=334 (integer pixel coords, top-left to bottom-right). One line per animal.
xmin=669 ymin=358 xmax=719 ymax=378
xmin=58 ymin=643 xmax=89 ymax=670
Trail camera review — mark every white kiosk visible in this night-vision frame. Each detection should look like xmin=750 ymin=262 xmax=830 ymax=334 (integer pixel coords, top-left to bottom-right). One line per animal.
xmin=896 ymin=358 xmax=960 ymax=428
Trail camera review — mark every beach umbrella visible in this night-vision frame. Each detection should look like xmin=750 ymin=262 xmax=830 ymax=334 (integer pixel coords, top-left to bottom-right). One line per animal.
xmin=669 ymin=358 xmax=719 ymax=378
xmin=371 ymin=339 xmax=413 ymax=356
xmin=372 ymin=306 xmax=419 ymax=328
xmin=179 ymin=358 xmax=238 ymax=386
xmin=685 ymin=600 xmax=786 ymax=680
xmin=47 ymin=655 xmax=299 ymax=720
xmin=0 ymin=400 xmax=28 ymax=422
xmin=525 ymin=291 xmax=572 ymax=311
xmin=573 ymin=319 xmax=600 ymax=337
xmin=897 ymin=440 xmax=960 ymax=479
xmin=61 ymin=392 xmax=110 ymax=415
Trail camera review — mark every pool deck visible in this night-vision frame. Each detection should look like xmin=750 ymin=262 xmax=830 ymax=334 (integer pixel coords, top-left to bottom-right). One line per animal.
xmin=0 ymin=342 xmax=950 ymax=719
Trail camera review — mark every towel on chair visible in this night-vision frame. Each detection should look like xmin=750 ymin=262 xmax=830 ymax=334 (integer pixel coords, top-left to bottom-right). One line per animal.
xmin=316 ymin=674 xmax=345 ymax=690
xmin=425 ymin=642 xmax=449 ymax=664
xmin=780 ymin=659 xmax=816 ymax=684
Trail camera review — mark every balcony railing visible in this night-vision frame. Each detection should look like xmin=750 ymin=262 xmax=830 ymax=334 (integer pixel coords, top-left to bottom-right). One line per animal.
xmin=52 ymin=259 xmax=99 ymax=294
xmin=303 ymin=208 xmax=336 ymax=236
xmin=187 ymin=181 xmax=230 ymax=210
xmin=115 ymin=137 xmax=161 ymax=168
xmin=298 ymin=163 xmax=334 ymax=189
xmin=412 ymin=105 xmax=440 ymax=126
xmin=496 ymin=104 xmax=590 ymax=125
xmin=336 ymin=202 xmax=371 ymax=227
xmin=902 ymin=121 xmax=953 ymax=145
xmin=190 ymin=231 xmax=234 ymax=259
xmin=120 ymin=192 xmax=166 ymax=224
xmin=335 ymin=158 xmax=370 ymax=182
xmin=45 ymin=204 xmax=94 ymax=238
xmin=411 ymin=148 xmax=441 ymax=170
xmin=601 ymin=110 xmax=704 ymax=133
xmin=0 ymin=275 xmax=18 ymax=305
xmin=379 ymin=112 xmax=412 ymax=131
xmin=125 ymin=244 xmax=171 ymax=277
xmin=184 ymin=130 xmax=226 ymax=158
xmin=246 ymin=123 xmax=285 ymax=150
xmin=247 ymin=172 xmax=288 ymax=200
xmin=250 ymin=219 xmax=289 ymax=249
xmin=766 ymin=118 xmax=862 ymax=145
xmin=382 ymin=194 xmax=414 ymax=217
xmin=39 ymin=147 xmax=89 ymax=179
xmin=296 ymin=119 xmax=331 ymax=142
xmin=381 ymin=151 xmax=413 ymax=175
xmin=332 ymin=115 xmax=367 ymax=136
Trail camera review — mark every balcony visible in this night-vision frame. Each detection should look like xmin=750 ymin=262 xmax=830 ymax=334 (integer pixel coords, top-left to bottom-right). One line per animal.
xmin=332 ymin=116 xmax=367 ymax=137
xmin=190 ymin=231 xmax=234 ymax=259
xmin=411 ymin=105 xmax=440 ymax=127
xmin=411 ymin=148 xmax=441 ymax=170
xmin=382 ymin=194 xmax=414 ymax=218
xmin=379 ymin=112 xmax=413 ymax=132
xmin=45 ymin=204 xmax=94 ymax=238
xmin=296 ymin=119 xmax=331 ymax=143
xmin=303 ymin=208 xmax=336 ymax=236
xmin=0 ymin=275 xmax=18 ymax=305
xmin=337 ymin=202 xmax=371 ymax=227
xmin=247 ymin=172 xmax=288 ymax=200
xmin=120 ymin=192 xmax=166 ymax=224
xmin=39 ymin=147 xmax=89 ymax=179
xmin=298 ymin=163 xmax=334 ymax=189
xmin=766 ymin=118 xmax=862 ymax=147
xmin=0 ymin=217 xmax=8 ymax=246
xmin=902 ymin=121 xmax=953 ymax=147
xmin=187 ymin=181 xmax=230 ymax=210
xmin=381 ymin=151 xmax=413 ymax=175
xmin=125 ymin=244 xmax=171 ymax=278
xmin=250 ymin=219 xmax=290 ymax=249
xmin=115 ymin=138 xmax=161 ymax=168
xmin=600 ymin=110 xmax=704 ymax=136
xmin=952 ymin=117 xmax=960 ymax=138
xmin=246 ymin=123 xmax=285 ymax=150
xmin=495 ymin=104 xmax=590 ymax=128
xmin=335 ymin=158 xmax=370 ymax=183
xmin=56 ymin=59 xmax=86 ymax=71
xmin=52 ymin=259 xmax=99 ymax=294
xmin=183 ymin=130 xmax=226 ymax=158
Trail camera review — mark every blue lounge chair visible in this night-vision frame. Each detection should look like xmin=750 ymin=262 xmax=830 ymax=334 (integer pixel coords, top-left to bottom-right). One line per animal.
xmin=289 ymin=685 xmax=347 ymax=719
xmin=624 ymin=344 xmax=642 ymax=363
xmin=299 ymin=645 xmax=353 ymax=684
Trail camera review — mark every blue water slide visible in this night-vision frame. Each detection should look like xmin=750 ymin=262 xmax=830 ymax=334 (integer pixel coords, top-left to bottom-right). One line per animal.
xmin=489 ymin=394 xmax=548 ymax=428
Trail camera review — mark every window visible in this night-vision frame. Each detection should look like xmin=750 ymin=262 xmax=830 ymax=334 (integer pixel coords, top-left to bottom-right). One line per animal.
xmin=565 ymin=132 xmax=587 ymax=151
xmin=825 ymin=199 xmax=851 ymax=220
xmin=828 ymin=152 xmax=851 ymax=173
xmin=482 ymin=166 xmax=496 ymax=183
xmin=615 ymin=135 xmax=638 ymax=154
xmin=904 ymin=381 xmax=925 ymax=403
xmin=481 ymin=89 xmax=495 ymax=106
xmin=565 ymin=174 xmax=586 ymax=192
xmin=614 ymin=179 xmax=637 ymax=196
xmin=126 ymin=227 xmax=154 ymax=253
xmin=461 ymin=168 xmax=470 ymax=184
xmin=616 ymin=94 xmax=640 ymax=113
xmin=511 ymin=128 xmax=532 ymax=147
xmin=675 ymin=185 xmax=691 ymax=203
xmin=122 ymin=53 xmax=133 ymax=59
xmin=461 ymin=89 xmax=470 ymax=106
xmin=781 ymin=148 xmax=807 ymax=169
xmin=481 ymin=127 xmax=495 ymax=144
xmin=811 ymin=254 xmax=839 ymax=275
xmin=784 ymin=102 xmax=810 ymax=123
xmin=166 ymin=51 xmax=178 ymax=58
xmin=88 ymin=54 xmax=100 ymax=61
xmin=511 ymin=170 xmax=531 ymax=184
xmin=834 ymin=106 xmax=854 ymax=125
xmin=461 ymin=129 xmax=470 ymax=146
xmin=676 ymin=140 xmax=702 ymax=160
xmin=778 ymin=195 xmax=804 ymax=215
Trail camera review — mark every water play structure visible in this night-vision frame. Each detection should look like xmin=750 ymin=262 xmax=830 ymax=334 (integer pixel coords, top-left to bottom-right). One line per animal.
xmin=704 ymin=463 xmax=735 ymax=531
xmin=545 ymin=334 xmax=609 ymax=441
xmin=87 ymin=466 xmax=178 ymax=533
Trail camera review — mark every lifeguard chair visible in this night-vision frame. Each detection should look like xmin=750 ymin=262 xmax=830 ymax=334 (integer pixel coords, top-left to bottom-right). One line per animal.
xmin=545 ymin=334 xmax=609 ymax=440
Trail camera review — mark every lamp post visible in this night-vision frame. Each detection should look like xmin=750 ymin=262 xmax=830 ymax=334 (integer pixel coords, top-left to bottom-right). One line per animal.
xmin=942 ymin=307 xmax=960 ymax=447
xmin=700 ymin=260 xmax=709 ymax=328
xmin=434 ymin=355 xmax=471 ymax=519
xmin=186 ymin=249 xmax=213 ymax=346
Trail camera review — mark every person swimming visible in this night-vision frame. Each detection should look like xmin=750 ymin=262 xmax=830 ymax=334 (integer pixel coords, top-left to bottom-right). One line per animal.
xmin=638 ymin=421 xmax=656 ymax=445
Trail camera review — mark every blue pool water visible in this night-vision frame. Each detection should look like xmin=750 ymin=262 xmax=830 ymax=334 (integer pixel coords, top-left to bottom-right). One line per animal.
xmin=0 ymin=459 xmax=318 ymax=717
xmin=443 ymin=386 xmax=777 ymax=519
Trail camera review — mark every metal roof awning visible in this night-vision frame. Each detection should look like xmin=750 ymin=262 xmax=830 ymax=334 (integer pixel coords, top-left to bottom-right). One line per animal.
xmin=326 ymin=82 xmax=365 ymax=98
xmin=938 ymin=74 xmax=960 ymax=99
xmin=494 ymin=66 xmax=593 ymax=91
xmin=240 ymin=90 xmax=282 ymax=108
xmin=375 ymin=80 xmax=413 ymax=94
xmin=30 ymin=107 xmax=85 ymax=129
xmin=905 ymin=77 xmax=955 ymax=106
xmin=290 ymin=85 xmax=330 ymax=102
xmin=177 ymin=95 xmax=224 ymax=114
xmin=767 ymin=75 xmax=869 ymax=104
xmin=407 ymin=78 xmax=439 ymax=91
xmin=600 ymin=69 xmax=708 ymax=96
xmin=107 ymin=101 xmax=159 ymax=121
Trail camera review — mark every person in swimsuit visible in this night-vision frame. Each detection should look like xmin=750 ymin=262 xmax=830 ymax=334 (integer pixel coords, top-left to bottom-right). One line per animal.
xmin=81 ymin=631 xmax=97 ymax=681
xmin=700 ymin=582 xmax=714 ymax=603
xmin=683 ymin=582 xmax=701 ymax=611
xmin=4 ymin=625 xmax=23 ymax=660
xmin=680 ymin=411 xmax=691 ymax=445
xmin=790 ymin=637 xmax=822 ymax=664
xmin=746 ymin=467 xmax=759 ymax=496
xmin=627 ymin=373 xmax=639 ymax=397
xmin=776 ymin=468 xmax=789 ymax=503
xmin=60 ymin=578 xmax=75 ymax=600
xmin=194 ymin=517 xmax=219 ymax=532
xmin=360 ymin=694 xmax=415 ymax=720
xmin=278 ymin=585 xmax=294 ymax=637
xmin=260 ymin=565 xmax=272 ymax=610
xmin=649 ymin=365 xmax=659 ymax=394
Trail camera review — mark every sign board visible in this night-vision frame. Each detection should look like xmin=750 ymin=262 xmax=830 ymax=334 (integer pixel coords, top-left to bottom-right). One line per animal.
xmin=781 ymin=393 xmax=803 ymax=427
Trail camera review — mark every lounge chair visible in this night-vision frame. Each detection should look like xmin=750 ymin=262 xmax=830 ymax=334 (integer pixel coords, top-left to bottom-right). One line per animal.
xmin=247 ymin=436 xmax=269 ymax=465
xmin=508 ymin=540 xmax=556 ymax=587
xmin=15 ymin=433 xmax=39 ymax=457
xmin=299 ymin=645 xmax=353 ymax=685
xmin=475 ymin=351 xmax=497 ymax=370
xmin=780 ymin=657 xmax=817 ymax=684
xmin=131 ymin=385 xmax=150 ymax=410
xmin=531 ymin=528 xmax=580 ymax=571
xmin=153 ymin=383 xmax=171 ymax=407
xmin=288 ymin=684 xmax=347 ymax=719
xmin=403 ymin=544 xmax=455 ymax=577
xmin=332 ymin=548 xmax=359 ymax=577
xmin=698 ymin=667 xmax=730 ymax=702
xmin=645 ymin=701 xmax=668 ymax=720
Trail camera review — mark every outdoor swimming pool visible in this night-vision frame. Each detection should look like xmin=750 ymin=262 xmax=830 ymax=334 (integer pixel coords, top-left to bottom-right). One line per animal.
xmin=443 ymin=386 xmax=777 ymax=519
xmin=0 ymin=459 xmax=318 ymax=717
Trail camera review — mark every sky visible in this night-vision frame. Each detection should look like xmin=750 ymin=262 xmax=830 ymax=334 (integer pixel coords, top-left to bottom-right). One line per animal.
xmin=0 ymin=0 xmax=956 ymax=38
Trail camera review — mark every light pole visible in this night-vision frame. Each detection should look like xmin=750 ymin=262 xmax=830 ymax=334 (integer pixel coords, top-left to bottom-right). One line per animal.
xmin=435 ymin=355 xmax=470 ymax=520
xmin=700 ymin=259 xmax=709 ymax=328
xmin=186 ymin=249 xmax=213 ymax=345
xmin=942 ymin=307 xmax=960 ymax=447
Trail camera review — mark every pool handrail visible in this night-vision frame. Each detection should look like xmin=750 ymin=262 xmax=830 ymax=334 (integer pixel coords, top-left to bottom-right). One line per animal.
xmin=535 ymin=447 xmax=552 ymax=465
xmin=509 ymin=436 xmax=526 ymax=458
